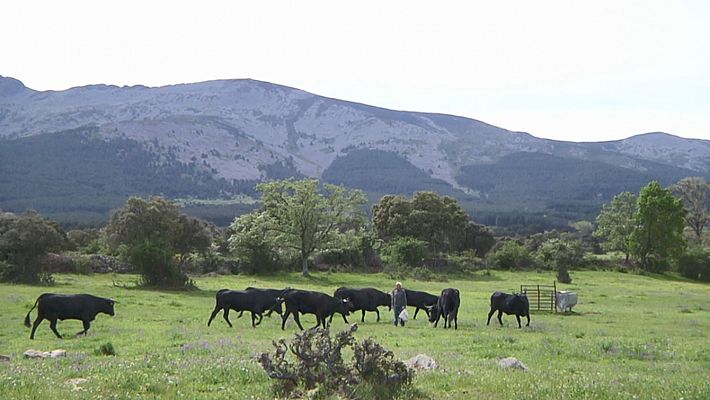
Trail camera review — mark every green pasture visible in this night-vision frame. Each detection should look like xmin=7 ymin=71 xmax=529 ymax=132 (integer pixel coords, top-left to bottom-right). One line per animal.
xmin=0 ymin=271 xmax=709 ymax=399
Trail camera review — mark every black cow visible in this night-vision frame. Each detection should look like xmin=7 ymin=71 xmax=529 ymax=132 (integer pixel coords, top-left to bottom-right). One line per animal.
xmin=405 ymin=289 xmax=438 ymax=319
xmin=207 ymin=288 xmax=286 ymax=328
xmin=24 ymin=293 xmax=116 ymax=339
xmin=235 ymin=287 xmax=287 ymax=321
xmin=428 ymin=288 xmax=460 ymax=329
xmin=486 ymin=291 xmax=530 ymax=328
xmin=279 ymin=290 xmax=351 ymax=330
xmin=331 ymin=287 xmax=390 ymax=323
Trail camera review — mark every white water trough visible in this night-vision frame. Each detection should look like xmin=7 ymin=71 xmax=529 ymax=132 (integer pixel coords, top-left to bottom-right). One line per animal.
xmin=556 ymin=291 xmax=578 ymax=312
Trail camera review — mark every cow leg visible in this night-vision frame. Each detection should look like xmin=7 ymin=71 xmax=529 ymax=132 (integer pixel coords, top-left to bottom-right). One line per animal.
xmin=223 ymin=309 xmax=233 ymax=328
xmin=375 ymin=309 xmax=380 ymax=322
xmin=281 ymin=311 xmax=289 ymax=330
xmin=254 ymin=312 xmax=264 ymax=326
xmin=328 ymin=314 xmax=334 ymax=325
xmin=292 ymin=312 xmax=304 ymax=330
xmin=413 ymin=308 xmax=420 ymax=320
xmin=486 ymin=308 xmax=495 ymax=326
xmin=361 ymin=310 xmax=366 ymax=322
xmin=76 ymin=319 xmax=91 ymax=336
xmin=250 ymin=312 xmax=257 ymax=328
xmin=525 ymin=315 xmax=530 ymax=327
xmin=49 ymin=318 xmax=62 ymax=339
xmin=497 ymin=310 xmax=503 ymax=326
xmin=30 ymin=316 xmax=44 ymax=339
xmin=237 ymin=310 xmax=244 ymax=319
xmin=207 ymin=307 xmax=221 ymax=327
xmin=314 ymin=315 xmax=323 ymax=329
xmin=454 ymin=314 xmax=458 ymax=330
xmin=516 ymin=315 xmax=522 ymax=328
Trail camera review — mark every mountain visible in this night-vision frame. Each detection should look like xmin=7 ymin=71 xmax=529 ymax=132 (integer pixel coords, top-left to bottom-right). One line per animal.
xmin=1 ymin=75 xmax=708 ymax=229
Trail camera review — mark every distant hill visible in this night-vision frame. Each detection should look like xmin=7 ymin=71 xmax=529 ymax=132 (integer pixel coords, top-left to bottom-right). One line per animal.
xmin=1 ymin=75 xmax=708 ymax=230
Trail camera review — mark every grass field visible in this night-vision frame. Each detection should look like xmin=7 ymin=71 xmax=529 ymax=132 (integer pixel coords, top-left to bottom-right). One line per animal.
xmin=1 ymin=270 xmax=709 ymax=399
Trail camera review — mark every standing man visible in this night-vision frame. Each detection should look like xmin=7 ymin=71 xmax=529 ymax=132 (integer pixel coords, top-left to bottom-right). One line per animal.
xmin=391 ymin=281 xmax=407 ymax=327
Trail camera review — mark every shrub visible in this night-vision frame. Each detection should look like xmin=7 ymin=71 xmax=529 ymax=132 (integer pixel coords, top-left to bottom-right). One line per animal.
xmin=95 ymin=342 xmax=116 ymax=356
xmin=381 ymin=237 xmax=429 ymax=268
xmin=677 ymin=247 xmax=710 ymax=282
xmin=487 ymin=240 xmax=537 ymax=270
xmin=410 ymin=266 xmax=435 ymax=281
xmin=258 ymin=325 xmax=413 ymax=399
xmin=127 ymin=239 xmax=191 ymax=288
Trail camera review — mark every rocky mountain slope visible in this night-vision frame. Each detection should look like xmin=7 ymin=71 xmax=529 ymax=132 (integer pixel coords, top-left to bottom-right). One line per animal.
xmin=1 ymin=75 xmax=708 ymax=228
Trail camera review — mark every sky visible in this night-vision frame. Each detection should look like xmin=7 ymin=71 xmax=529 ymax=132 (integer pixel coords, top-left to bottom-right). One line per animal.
xmin=2 ymin=1 xmax=709 ymax=142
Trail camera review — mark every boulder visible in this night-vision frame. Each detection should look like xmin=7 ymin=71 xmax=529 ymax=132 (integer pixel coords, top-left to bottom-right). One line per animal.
xmin=498 ymin=357 xmax=528 ymax=371
xmin=405 ymin=354 xmax=437 ymax=370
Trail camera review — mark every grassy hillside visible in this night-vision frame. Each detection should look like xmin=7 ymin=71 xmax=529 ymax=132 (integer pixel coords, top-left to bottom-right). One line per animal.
xmin=1 ymin=271 xmax=708 ymax=399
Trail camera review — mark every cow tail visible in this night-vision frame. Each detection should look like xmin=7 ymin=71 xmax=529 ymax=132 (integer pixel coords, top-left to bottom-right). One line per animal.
xmin=24 ymin=297 xmax=40 ymax=328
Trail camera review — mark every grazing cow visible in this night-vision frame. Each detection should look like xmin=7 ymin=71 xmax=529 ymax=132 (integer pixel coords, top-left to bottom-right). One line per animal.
xmin=331 ymin=287 xmax=391 ymax=323
xmin=24 ymin=293 xmax=116 ymax=339
xmin=279 ymin=290 xmax=351 ymax=330
xmin=486 ymin=291 xmax=530 ymax=328
xmin=428 ymin=288 xmax=460 ymax=329
xmin=404 ymin=289 xmax=439 ymax=319
xmin=207 ymin=288 xmax=286 ymax=328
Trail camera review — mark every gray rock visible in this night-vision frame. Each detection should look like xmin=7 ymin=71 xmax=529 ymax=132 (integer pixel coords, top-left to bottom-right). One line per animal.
xmin=405 ymin=354 xmax=437 ymax=370
xmin=0 ymin=354 xmax=10 ymax=362
xmin=23 ymin=349 xmax=67 ymax=359
xmin=498 ymin=357 xmax=528 ymax=371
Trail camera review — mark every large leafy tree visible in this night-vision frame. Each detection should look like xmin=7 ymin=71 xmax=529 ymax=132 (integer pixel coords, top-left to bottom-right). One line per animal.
xmin=630 ymin=181 xmax=686 ymax=272
xmin=255 ymin=179 xmax=367 ymax=276
xmin=671 ymin=176 xmax=710 ymax=244
xmin=594 ymin=192 xmax=637 ymax=263
xmin=105 ymin=197 xmax=211 ymax=287
xmin=372 ymin=192 xmax=474 ymax=254
xmin=0 ymin=210 xmax=66 ymax=283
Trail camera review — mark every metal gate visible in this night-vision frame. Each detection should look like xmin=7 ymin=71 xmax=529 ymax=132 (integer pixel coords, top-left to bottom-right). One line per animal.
xmin=520 ymin=281 xmax=557 ymax=312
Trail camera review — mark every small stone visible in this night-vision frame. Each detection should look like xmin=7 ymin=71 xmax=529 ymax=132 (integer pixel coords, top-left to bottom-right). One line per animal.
xmin=0 ymin=354 xmax=10 ymax=362
xmin=66 ymin=378 xmax=88 ymax=391
xmin=50 ymin=349 xmax=67 ymax=358
xmin=405 ymin=354 xmax=437 ymax=370
xmin=498 ymin=357 xmax=528 ymax=371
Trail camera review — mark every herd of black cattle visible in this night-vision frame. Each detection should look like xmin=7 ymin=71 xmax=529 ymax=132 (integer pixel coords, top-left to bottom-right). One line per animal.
xmin=23 ymin=287 xmax=531 ymax=339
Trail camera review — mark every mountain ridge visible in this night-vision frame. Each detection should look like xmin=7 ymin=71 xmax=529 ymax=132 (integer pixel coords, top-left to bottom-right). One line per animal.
xmin=1 ymin=75 xmax=708 ymax=229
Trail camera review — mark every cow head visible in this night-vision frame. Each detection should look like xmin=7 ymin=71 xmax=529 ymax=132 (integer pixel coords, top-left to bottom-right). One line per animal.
xmin=104 ymin=298 xmax=116 ymax=316
xmin=340 ymin=299 xmax=352 ymax=315
xmin=427 ymin=305 xmax=440 ymax=323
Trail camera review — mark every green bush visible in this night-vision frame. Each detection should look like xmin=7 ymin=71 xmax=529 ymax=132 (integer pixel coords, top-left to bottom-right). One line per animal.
xmin=74 ymin=256 xmax=94 ymax=275
xmin=677 ymin=247 xmax=710 ymax=282
xmin=95 ymin=342 xmax=116 ymax=356
xmin=127 ymin=239 xmax=190 ymax=288
xmin=487 ymin=240 xmax=537 ymax=270
xmin=381 ymin=237 xmax=429 ymax=268
xmin=410 ymin=266 xmax=435 ymax=281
